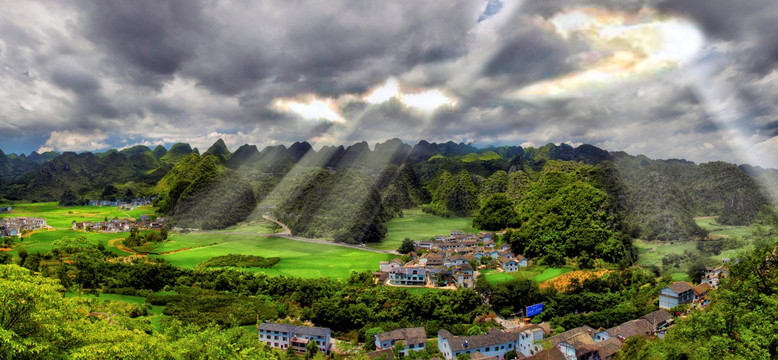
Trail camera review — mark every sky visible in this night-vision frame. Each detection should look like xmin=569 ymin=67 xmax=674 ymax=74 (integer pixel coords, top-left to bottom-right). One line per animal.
xmin=1 ymin=0 xmax=777 ymax=168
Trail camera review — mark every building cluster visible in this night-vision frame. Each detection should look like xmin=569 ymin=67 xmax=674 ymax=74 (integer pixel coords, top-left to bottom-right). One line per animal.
xmin=258 ymin=322 xmax=332 ymax=355
xmin=88 ymin=198 xmax=153 ymax=209
xmin=363 ymin=309 xmax=673 ymax=360
xmin=0 ymin=206 xmax=12 ymax=213
xmin=72 ymin=215 xmax=165 ymax=233
xmin=658 ymin=278 xmax=720 ymax=310
xmin=376 ymin=231 xmax=528 ymax=289
xmin=0 ymin=217 xmax=47 ymax=238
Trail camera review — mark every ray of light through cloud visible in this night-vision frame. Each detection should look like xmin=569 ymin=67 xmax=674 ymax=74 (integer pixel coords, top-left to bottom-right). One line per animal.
xmin=511 ymin=8 xmax=705 ymax=100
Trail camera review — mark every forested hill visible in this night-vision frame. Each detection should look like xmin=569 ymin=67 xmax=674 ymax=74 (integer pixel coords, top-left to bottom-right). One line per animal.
xmin=0 ymin=139 xmax=775 ymax=242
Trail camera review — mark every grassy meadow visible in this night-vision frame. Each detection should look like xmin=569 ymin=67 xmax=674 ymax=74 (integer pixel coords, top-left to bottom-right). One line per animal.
xmin=481 ymin=266 xmax=572 ymax=285
xmin=155 ymin=234 xmax=394 ymax=280
xmin=369 ymin=208 xmax=479 ymax=250
xmin=0 ymin=202 xmax=155 ymax=229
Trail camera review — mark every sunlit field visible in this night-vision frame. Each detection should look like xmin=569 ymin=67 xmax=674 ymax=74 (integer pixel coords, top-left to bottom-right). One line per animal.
xmin=369 ymin=208 xmax=479 ymax=250
xmin=155 ymin=235 xmax=393 ymax=280
xmin=0 ymin=202 xmax=155 ymax=229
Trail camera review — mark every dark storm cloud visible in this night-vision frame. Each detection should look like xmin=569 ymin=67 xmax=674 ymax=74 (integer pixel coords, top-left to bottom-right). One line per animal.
xmin=482 ymin=26 xmax=581 ymax=88
xmin=78 ymin=0 xmax=206 ymax=88
xmin=1 ymin=0 xmax=778 ymax=166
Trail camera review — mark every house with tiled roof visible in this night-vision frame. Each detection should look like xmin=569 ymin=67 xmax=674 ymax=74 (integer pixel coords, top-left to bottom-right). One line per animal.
xmin=640 ymin=309 xmax=673 ymax=337
xmin=258 ymin=322 xmax=331 ymax=354
xmin=389 ymin=267 xmax=427 ymax=286
xmin=693 ymin=283 xmax=712 ymax=303
xmin=437 ymin=329 xmax=517 ymax=360
xmin=659 ymin=282 xmax=694 ymax=309
xmin=375 ymin=327 xmax=427 ymax=355
xmin=499 ymin=258 xmax=520 ymax=272
xmin=507 ymin=324 xmax=546 ymax=357
xmin=593 ymin=319 xmax=651 ymax=342
xmin=701 ymin=266 xmax=728 ymax=288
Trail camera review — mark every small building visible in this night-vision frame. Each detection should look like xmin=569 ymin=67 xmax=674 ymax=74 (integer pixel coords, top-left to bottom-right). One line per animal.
xmin=258 ymin=322 xmax=331 ymax=354
xmin=594 ymin=319 xmax=651 ymax=342
xmin=659 ymin=282 xmax=694 ymax=309
xmin=515 ymin=254 xmax=529 ymax=267
xmin=379 ymin=259 xmax=403 ymax=273
xmin=640 ymin=309 xmax=673 ymax=335
xmin=437 ymin=328 xmax=516 ymax=360
xmin=510 ymin=324 xmax=545 ymax=357
xmin=375 ymin=327 xmax=427 ymax=355
xmin=455 ymin=263 xmax=474 ymax=288
xmin=701 ymin=266 xmax=728 ymax=288
xmin=499 ymin=258 xmax=519 ymax=272
xmin=389 ymin=267 xmax=426 ymax=286
xmin=420 ymin=253 xmax=444 ymax=267
xmin=693 ymin=283 xmax=712 ymax=303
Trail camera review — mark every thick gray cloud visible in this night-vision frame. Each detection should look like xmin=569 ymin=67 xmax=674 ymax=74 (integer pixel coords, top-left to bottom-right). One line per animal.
xmin=0 ymin=0 xmax=776 ymax=168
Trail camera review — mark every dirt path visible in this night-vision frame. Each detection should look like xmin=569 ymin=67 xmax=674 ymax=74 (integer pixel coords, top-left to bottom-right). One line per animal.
xmin=261 ymin=216 xmax=291 ymax=235
xmin=108 ymin=238 xmax=140 ymax=256
xmin=694 ymin=216 xmax=719 ymax=220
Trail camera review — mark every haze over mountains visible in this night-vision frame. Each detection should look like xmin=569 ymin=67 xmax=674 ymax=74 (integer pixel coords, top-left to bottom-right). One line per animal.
xmin=1 ymin=139 xmax=776 ymax=243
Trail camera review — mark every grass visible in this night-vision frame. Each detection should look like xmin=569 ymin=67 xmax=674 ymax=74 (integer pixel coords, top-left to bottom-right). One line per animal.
xmin=694 ymin=217 xmax=756 ymax=238
xmin=634 ymin=240 xmax=696 ymax=267
xmin=0 ymin=202 xmax=155 ymax=229
xmin=481 ymin=266 xmax=571 ymax=285
xmin=8 ymin=229 xmax=127 ymax=256
xmin=216 ymin=220 xmax=279 ymax=234
xmin=154 ymin=235 xmax=394 ymax=280
xmin=369 ymin=208 xmax=478 ymax=250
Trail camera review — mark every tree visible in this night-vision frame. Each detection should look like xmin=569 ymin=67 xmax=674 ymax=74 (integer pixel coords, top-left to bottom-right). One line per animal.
xmin=285 ymin=344 xmax=299 ymax=360
xmin=305 ymin=339 xmax=319 ymax=359
xmin=364 ymin=327 xmax=385 ymax=351
xmin=686 ymin=257 xmax=711 ymax=283
xmin=398 ymin=238 xmax=415 ymax=254
xmin=58 ymin=190 xmax=80 ymax=206
xmin=392 ymin=340 xmax=405 ymax=359
xmin=472 ymin=193 xmax=518 ymax=231
xmin=504 ymin=350 xmax=518 ymax=360
xmin=101 ymin=185 xmax=119 ymax=201
xmin=466 ymin=324 xmax=483 ymax=336
xmin=17 ymin=247 xmax=28 ymax=266
xmin=0 ymin=251 xmax=11 ymax=264
xmin=161 ymin=225 xmax=169 ymax=240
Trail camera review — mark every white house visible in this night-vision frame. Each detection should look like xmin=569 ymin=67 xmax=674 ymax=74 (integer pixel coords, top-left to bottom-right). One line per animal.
xmin=437 ymin=329 xmax=516 ymax=360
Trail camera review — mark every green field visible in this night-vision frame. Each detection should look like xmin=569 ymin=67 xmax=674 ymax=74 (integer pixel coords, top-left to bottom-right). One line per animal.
xmin=7 ymin=229 xmax=128 ymax=256
xmin=370 ymin=208 xmax=478 ymax=250
xmin=155 ymin=235 xmax=393 ymax=280
xmin=0 ymin=202 xmax=155 ymax=229
xmin=695 ymin=217 xmax=756 ymax=238
xmin=481 ymin=267 xmax=571 ymax=285
xmin=634 ymin=240 xmax=696 ymax=267
xmin=215 ymin=220 xmax=279 ymax=234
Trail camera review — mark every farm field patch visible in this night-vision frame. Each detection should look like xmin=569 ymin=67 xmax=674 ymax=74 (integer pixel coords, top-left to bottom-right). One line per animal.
xmin=156 ymin=235 xmax=393 ymax=280
xmin=0 ymin=202 xmax=155 ymax=229
xmin=369 ymin=208 xmax=478 ymax=251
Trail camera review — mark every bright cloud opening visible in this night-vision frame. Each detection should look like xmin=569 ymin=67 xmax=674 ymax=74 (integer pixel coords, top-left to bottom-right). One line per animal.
xmin=512 ymin=8 xmax=705 ymax=100
xmin=273 ymin=77 xmax=459 ymax=123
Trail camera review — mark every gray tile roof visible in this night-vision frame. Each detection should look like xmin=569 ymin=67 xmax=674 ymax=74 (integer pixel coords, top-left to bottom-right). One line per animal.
xmin=376 ymin=327 xmax=427 ymax=345
xmin=605 ymin=319 xmax=651 ymax=340
xmin=666 ymin=282 xmax=693 ymax=294
xmin=597 ymin=337 xmax=622 ymax=358
xmin=546 ymin=326 xmax=596 ymax=346
xmin=640 ymin=310 xmax=673 ymax=330
xmin=439 ymin=328 xmax=516 ymax=352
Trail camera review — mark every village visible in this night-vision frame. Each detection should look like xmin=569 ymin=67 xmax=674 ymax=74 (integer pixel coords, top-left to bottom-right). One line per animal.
xmin=257 ymin=265 xmax=729 ymax=360
xmin=71 ymin=215 xmax=166 ymax=233
xmin=0 ymin=216 xmax=47 ymax=238
xmin=375 ymin=230 xmax=527 ymax=289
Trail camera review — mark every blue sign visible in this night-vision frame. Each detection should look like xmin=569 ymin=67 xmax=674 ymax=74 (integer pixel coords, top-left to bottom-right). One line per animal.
xmin=526 ymin=303 xmax=544 ymax=317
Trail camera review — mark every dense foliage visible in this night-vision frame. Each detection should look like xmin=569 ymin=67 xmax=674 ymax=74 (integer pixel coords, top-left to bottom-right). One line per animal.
xmin=155 ymin=154 xmax=256 ymax=229
xmin=198 ymin=254 xmax=281 ymax=269
xmin=273 ymin=168 xmax=391 ymax=244
xmin=625 ymin=223 xmax=778 ymax=359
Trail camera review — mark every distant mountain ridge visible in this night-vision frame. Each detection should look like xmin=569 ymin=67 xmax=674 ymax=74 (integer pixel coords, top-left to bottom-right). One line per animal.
xmin=0 ymin=139 xmax=774 ymax=241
